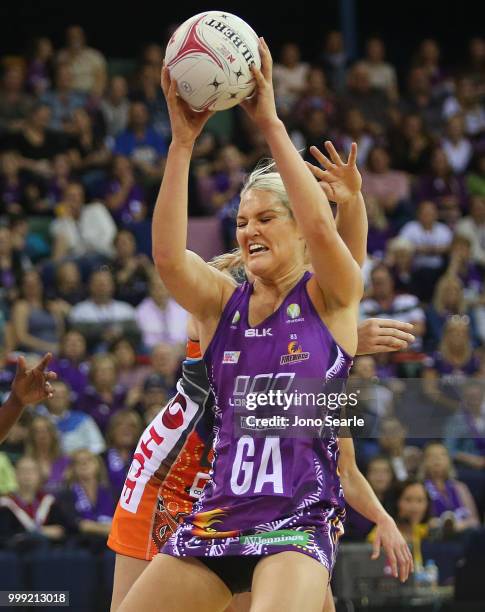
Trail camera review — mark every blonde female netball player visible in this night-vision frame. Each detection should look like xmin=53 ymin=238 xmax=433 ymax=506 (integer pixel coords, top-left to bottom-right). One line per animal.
xmin=118 ymin=40 xmax=413 ymax=612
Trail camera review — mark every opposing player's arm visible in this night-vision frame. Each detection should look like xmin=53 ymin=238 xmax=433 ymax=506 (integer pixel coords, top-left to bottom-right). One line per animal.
xmin=153 ymin=69 xmax=236 ymax=321
xmin=242 ymin=40 xmax=362 ymax=309
xmin=306 ymin=143 xmax=367 ymax=268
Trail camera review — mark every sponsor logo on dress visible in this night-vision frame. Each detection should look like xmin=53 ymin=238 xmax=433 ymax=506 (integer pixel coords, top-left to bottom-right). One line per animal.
xmin=245 ymin=328 xmax=272 ymax=337
xmin=286 ymin=303 xmax=304 ymax=323
xmin=223 ymin=351 xmax=241 ymax=364
xmin=280 ymin=341 xmax=310 ymax=365
xmin=231 ymin=311 xmax=240 ymax=325
xmin=239 ymin=529 xmax=310 ymax=547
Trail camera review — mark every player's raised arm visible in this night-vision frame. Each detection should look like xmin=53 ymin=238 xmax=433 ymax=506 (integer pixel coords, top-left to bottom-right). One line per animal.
xmin=152 ymin=68 xmax=236 ymax=322
xmin=241 ymin=39 xmax=363 ymax=310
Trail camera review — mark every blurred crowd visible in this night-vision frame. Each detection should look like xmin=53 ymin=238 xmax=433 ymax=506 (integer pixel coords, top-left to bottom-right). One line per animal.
xmin=0 ymin=25 xmax=484 ymax=586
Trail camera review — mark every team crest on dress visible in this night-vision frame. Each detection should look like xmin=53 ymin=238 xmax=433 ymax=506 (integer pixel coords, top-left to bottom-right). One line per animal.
xmin=280 ymin=341 xmax=310 ymax=365
xmin=286 ymin=303 xmax=304 ymax=323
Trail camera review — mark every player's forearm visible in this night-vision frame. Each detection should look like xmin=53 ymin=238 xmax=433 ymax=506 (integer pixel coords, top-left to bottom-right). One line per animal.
xmin=152 ymin=143 xmax=192 ymax=270
xmin=341 ymin=466 xmax=389 ymax=524
xmin=262 ymin=120 xmax=337 ymax=236
xmin=336 ymin=192 xmax=368 ymax=267
xmin=0 ymin=393 xmax=25 ymax=443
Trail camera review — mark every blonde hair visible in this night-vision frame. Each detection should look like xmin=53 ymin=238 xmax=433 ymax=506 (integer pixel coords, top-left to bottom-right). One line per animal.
xmin=105 ymin=409 xmax=143 ymax=447
xmin=65 ymin=449 xmax=109 ymax=487
xmin=432 ymin=274 xmax=465 ymax=315
xmin=25 ymin=415 xmax=62 ymax=461
xmin=240 ymin=159 xmax=292 ymax=217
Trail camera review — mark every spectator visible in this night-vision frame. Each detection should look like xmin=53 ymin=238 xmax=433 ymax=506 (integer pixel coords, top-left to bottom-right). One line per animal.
xmin=0 ymin=456 xmax=66 ymax=547
xmin=423 ymin=316 xmax=480 ymax=413
xmin=56 ymin=449 xmax=114 ymax=547
xmin=341 ymin=62 xmax=390 ymax=134
xmin=362 ymin=146 xmax=411 ymax=219
xmin=57 ymin=25 xmax=107 ymax=96
xmin=51 ymin=260 xmax=86 ymax=305
xmin=377 ymin=417 xmax=422 ymax=482
xmin=42 ymin=380 xmax=105 ymax=455
xmin=135 ymin=274 xmax=188 ymax=351
xmin=401 ymin=67 xmax=443 ymax=135
xmin=78 ymin=353 xmax=127 ymax=433
xmin=44 ymin=153 xmax=74 ymax=208
xmin=290 ymin=109 xmax=331 ymax=159
xmin=68 ymin=268 xmax=140 ymax=351
xmin=399 ymin=200 xmax=453 ymax=300
xmin=365 ymin=196 xmax=393 ymax=259
xmin=421 ymin=442 xmax=480 ymax=533
xmin=293 ymin=67 xmax=335 ymax=124
xmin=445 ymin=234 xmax=483 ymax=302
xmin=197 ymin=144 xmax=246 ymax=214
xmin=361 ymin=264 xmax=425 ymax=351
xmin=456 ymin=195 xmax=485 ymax=267
xmin=104 ymin=156 xmax=147 ymax=226
xmin=369 ymin=479 xmax=430 ymax=569
xmin=128 ymin=371 xmax=169 ymax=419
xmin=41 ymin=63 xmax=86 ymax=132
xmin=414 ymin=38 xmax=450 ymax=96
xmin=388 ymin=113 xmax=433 ymax=175
xmin=111 ymin=229 xmax=152 ymax=306
xmin=385 ymin=237 xmax=418 ymax=295
xmin=100 ymin=76 xmax=130 ymax=138
xmin=11 ymin=270 xmax=63 ymax=355
xmin=318 ymin=30 xmax=348 ymax=93
xmin=67 ymin=107 xmax=110 ymax=177
xmin=351 ymin=355 xmax=394 ymax=419
xmin=24 ymin=415 xmax=70 ymax=494
xmin=273 ymin=42 xmax=309 ymax=117
xmin=361 ymin=37 xmax=398 ymax=101
xmin=441 ymin=114 xmax=473 ymax=175
xmin=48 ymin=330 xmax=90 ymax=402
xmin=425 ymin=275 xmax=471 ymax=351
xmin=2 ymin=104 xmax=67 ymax=179
xmin=338 ymin=108 xmax=374 ymax=167
xmin=113 ymin=101 xmax=167 ymax=181
xmin=0 ymin=224 xmax=30 ymax=309
xmin=345 ymin=455 xmax=396 ymax=540
xmin=50 ymin=181 xmax=116 ymax=262
xmin=110 ymin=337 xmax=151 ymax=390
xmin=0 ymin=150 xmax=29 ymax=217
xmin=26 ymin=37 xmax=54 ymax=97
xmin=0 ymin=65 xmax=34 ymax=132
xmin=444 ymin=381 xmax=485 ymax=471
xmin=103 ymin=409 xmax=143 ymax=498
xmin=464 ymin=37 xmax=485 ymax=87
xmin=415 ymin=147 xmax=469 ymax=212
xmin=0 ymin=451 xmax=16 ymax=494
xmin=130 ymin=63 xmax=168 ymax=137
xmin=466 ymin=153 xmax=485 ymax=198
xmin=443 ymin=76 xmax=485 ymax=137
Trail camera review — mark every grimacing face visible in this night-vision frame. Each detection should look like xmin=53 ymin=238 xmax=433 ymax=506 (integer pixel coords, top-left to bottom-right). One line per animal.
xmin=236 ymin=189 xmax=303 ymax=279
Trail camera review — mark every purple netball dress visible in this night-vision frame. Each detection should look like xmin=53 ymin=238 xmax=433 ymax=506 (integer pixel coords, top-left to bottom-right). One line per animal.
xmin=162 ymin=272 xmax=353 ymax=571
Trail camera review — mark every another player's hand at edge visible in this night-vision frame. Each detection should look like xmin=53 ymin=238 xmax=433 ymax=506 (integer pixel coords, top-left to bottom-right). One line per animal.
xmin=10 ymin=353 xmax=57 ymax=408
xmin=357 ymin=319 xmax=415 ymax=355
xmin=306 ymin=141 xmax=362 ymax=205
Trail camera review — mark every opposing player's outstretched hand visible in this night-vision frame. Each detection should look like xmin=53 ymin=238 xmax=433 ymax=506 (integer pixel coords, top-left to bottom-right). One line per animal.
xmin=161 ymin=66 xmax=214 ymax=147
xmin=10 ymin=353 xmax=57 ymax=407
xmin=371 ymin=514 xmax=414 ymax=582
xmin=357 ymin=319 xmax=415 ymax=355
xmin=306 ymin=141 xmax=362 ymax=205
xmin=240 ymin=38 xmax=278 ymax=130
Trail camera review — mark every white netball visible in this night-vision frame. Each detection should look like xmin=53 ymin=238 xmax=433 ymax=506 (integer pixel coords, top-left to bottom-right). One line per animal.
xmin=164 ymin=11 xmax=261 ymax=112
